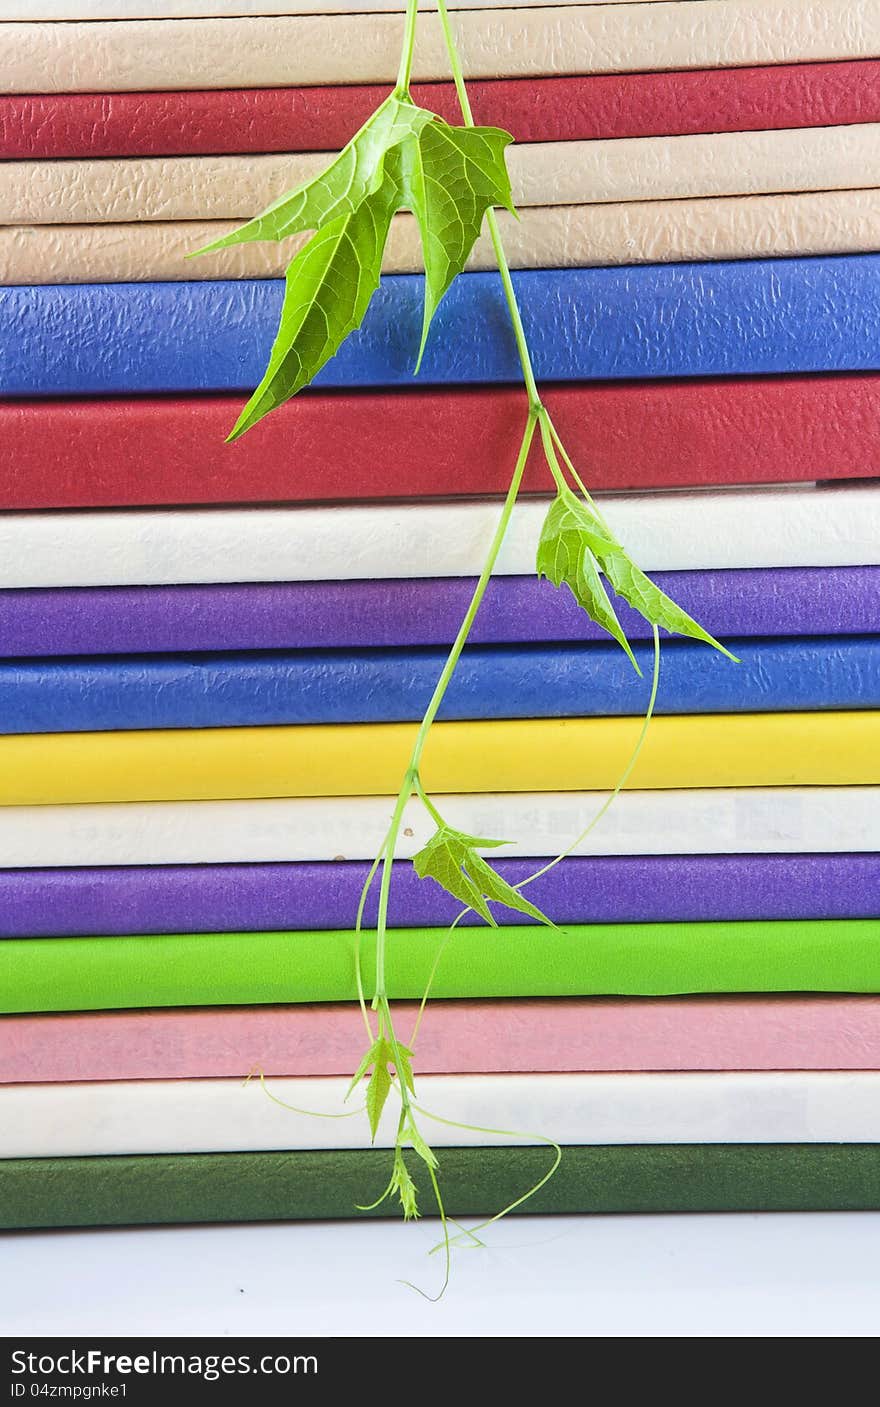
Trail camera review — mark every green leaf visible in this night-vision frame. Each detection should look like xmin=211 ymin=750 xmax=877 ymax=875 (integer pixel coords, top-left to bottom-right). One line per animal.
xmin=226 ymin=157 xmax=401 ymax=440
xmin=345 ymin=1036 xmax=385 ymax=1101
xmin=536 ymin=492 xmax=640 ymax=672
xmin=390 ymin=1147 xmax=420 ymax=1220
xmin=541 ymin=489 xmax=736 ymax=661
xmin=348 ymin=1035 xmax=395 ymax=1140
xmin=537 ymin=489 xmax=737 ymax=662
xmin=393 ymin=1042 xmax=417 ymax=1098
xmin=413 ymin=824 xmax=551 ymax=926
xmin=403 ymin=1119 xmax=439 ymax=1171
xmin=365 ymin=1041 xmax=393 ymax=1143
xmin=191 ymin=94 xmax=433 ymax=254
xmin=402 ymin=120 xmax=515 ymax=367
xmin=586 ymin=531 xmax=739 ymax=661
xmin=196 ymin=96 xmax=516 ymax=437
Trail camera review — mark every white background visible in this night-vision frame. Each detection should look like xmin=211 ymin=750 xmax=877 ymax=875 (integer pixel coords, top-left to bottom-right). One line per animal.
xmin=4 ymin=1212 xmax=880 ymax=1337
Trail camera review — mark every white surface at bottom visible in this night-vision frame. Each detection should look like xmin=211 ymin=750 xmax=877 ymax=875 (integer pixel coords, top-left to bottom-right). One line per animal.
xmin=3 ymin=1214 xmax=880 ymax=1337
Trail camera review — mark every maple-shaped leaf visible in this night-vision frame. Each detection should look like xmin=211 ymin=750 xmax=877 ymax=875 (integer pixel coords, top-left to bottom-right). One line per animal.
xmin=194 ymin=100 xmax=515 ymax=438
xmin=347 ymin=1035 xmax=393 ymax=1141
xmin=401 ymin=119 xmax=515 ymax=367
xmin=347 ymin=1034 xmax=416 ymax=1141
xmin=191 ymin=94 xmax=433 ymax=254
xmin=536 ymin=491 xmax=640 ymax=671
xmin=413 ymin=824 xmax=550 ymax=926
xmin=537 ymin=488 xmax=737 ymax=664
xmin=226 ymin=153 xmax=402 ymax=440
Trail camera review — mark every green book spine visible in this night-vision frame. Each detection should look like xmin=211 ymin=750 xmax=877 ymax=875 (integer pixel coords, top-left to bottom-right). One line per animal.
xmin=1 ymin=919 xmax=878 ymax=1013
xmin=3 ymin=1145 xmax=880 ymax=1229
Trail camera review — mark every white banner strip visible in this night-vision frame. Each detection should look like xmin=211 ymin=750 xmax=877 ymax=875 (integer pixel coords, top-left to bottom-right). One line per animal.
xmin=5 ymin=1071 xmax=880 ymax=1158
xmin=0 ymin=787 xmax=872 ymax=867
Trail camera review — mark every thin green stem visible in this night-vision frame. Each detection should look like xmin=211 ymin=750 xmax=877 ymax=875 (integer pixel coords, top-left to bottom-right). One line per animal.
xmin=394 ymin=0 xmax=421 ymax=95
xmin=408 ymin=412 xmax=537 ymax=751
xmin=414 ymin=776 xmax=446 ymax=829
xmin=537 ymin=409 xmax=569 ymax=495
xmin=371 ymin=411 xmax=537 ymax=1013
xmin=353 ymin=844 xmax=387 ymax=1037
xmin=515 ymin=624 xmax=662 ymax=891
xmin=435 ymin=0 xmax=542 ymax=411
xmin=413 ymin=1103 xmax=562 ymax=1252
xmin=372 ymin=791 xmax=413 ymax=1011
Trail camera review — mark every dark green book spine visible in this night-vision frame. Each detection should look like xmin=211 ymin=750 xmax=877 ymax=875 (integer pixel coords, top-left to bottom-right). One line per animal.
xmin=3 ymin=1144 xmax=880 ymax=1229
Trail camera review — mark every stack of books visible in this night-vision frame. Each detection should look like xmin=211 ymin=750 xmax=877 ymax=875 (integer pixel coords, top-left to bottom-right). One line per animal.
xmin=1 ymin=0 xmax=880 ymax=1230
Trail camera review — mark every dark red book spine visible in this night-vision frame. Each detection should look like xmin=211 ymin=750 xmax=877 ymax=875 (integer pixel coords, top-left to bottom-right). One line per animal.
xmin=3 ymin=61 xmax=879 ymax=159
xmin=1 ymin=376 xmax=877 ymax=510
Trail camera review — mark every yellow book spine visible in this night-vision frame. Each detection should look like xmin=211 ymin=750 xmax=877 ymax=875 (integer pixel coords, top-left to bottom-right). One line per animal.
xmin=0 ymin=712 xmax=874 ymax=806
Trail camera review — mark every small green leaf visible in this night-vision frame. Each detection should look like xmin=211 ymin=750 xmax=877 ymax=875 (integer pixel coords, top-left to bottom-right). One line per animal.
xmin=413 ymin=824 xmax=551 ymax=925
xmin=348 ymin=1035 xmax=395 ymax=1140
xmin=537 ymin=489 xmax=737 ymax=664
xmin=536 ymin=492 xmax=640 ymax=672
xmin=226 ymin=156 xmax=401 ymax=440
xmin=346 ymin=1036 xmax=384 ymax=1101
xmin=191 ymin=94 xmax=433 ymax=254
xmin=403 ymin=1119 xmax=439 ymax=1172
xmin=587 ymin=530 xmax=739 ymax=661
xmin=402 ymin=120 xmax=515 ymax=367
xmin=393 ymin=1042 xmax=417 ymax=1098
xmin=390 ymin=1147 xmax=420 ymax=1220
xmin=365 ymin=1041 xmax=393 ymax=1142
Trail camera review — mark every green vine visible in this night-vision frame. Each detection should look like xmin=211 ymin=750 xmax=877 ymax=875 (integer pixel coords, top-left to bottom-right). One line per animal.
xmin=192 ymin=0 xmax=734 ymax=1280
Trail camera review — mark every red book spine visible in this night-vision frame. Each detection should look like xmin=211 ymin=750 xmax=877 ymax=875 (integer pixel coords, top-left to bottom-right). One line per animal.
xmin=1 ymin=376 xmax=877 ymax=510
xmin=2 ymin=61 xmax=879 ymax=159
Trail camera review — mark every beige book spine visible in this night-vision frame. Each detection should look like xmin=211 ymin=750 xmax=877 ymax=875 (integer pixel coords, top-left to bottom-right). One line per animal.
xmin=4 ymin=189 xmax=880 ymax=283
xmin=2 ymin=1 xmax=876 ymax=94
xmin=4 ymin=123 xmax=880 ymax=224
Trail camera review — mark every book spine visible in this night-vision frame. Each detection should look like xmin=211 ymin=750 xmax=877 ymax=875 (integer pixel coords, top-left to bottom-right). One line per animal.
xmin=0 ymin=569 xmax=876 ymax=655
xmin=1 ymin=637 xmax=878 ymax=733
xmin=0 ymin=853 xmax=877 ymax=938
xmin=2 ymin=376 xmax=878 ymax=509
xmin=5 ymin=994 xmax=880 ymax=1083
xmin=4 ymin=62 xmax=879 ymax=159
xmin=4 ymin=260 xmax=880 ymax=396
xmin=1 ymin=918 xmax=878 ymax=1013
xmin=4 ymin=1145 xmax=879 ymax=1228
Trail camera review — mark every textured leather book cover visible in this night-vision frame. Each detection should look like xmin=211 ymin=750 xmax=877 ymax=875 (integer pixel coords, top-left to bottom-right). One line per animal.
xmin=3 ymin=377 xmax=878 ymax=509
xmin=0 ymin=486 xmax=874 ymax=588
xmin=4 ymin=3 xmax=877 ymax=93
xmin=7 ymin=190 xmax=880 ymax=285
xmin=9 ymin=127 xmax=879 ymax=223
xmin=2 ymin=787 xmax=873 ymax=868
xmin=7 ymin=1071 xmax=880 ymax=1158
xmin=1 ymin=854 xmax=878 ymax=939
xmin=4 ymin=0 xmax=636 ymax=14
xmin=1 ymin=918 xmax=879 ymax=1014
xmin=4 ymin=1145 xmax=880 ymax=1228
xmin=4 ymin=61 xmax=879 ymax=159
xmin=0 ymin=569 xmax=875 ymax=654
xmin=6 ymin=994 xmax=880 ymax=1083
xmin=4 ymin=259 xmax=880 ymax=396
xmin=1 ymin=637 xmax=878 ymax=733
xmin=0 ymin=712 xmax=873 ymax=805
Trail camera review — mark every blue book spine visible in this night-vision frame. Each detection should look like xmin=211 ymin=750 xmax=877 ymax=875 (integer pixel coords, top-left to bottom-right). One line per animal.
xmin=2 ymin=256 xmax=879 ymax=395
xmin=0 ymin=636 xmax=876 ymax=732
